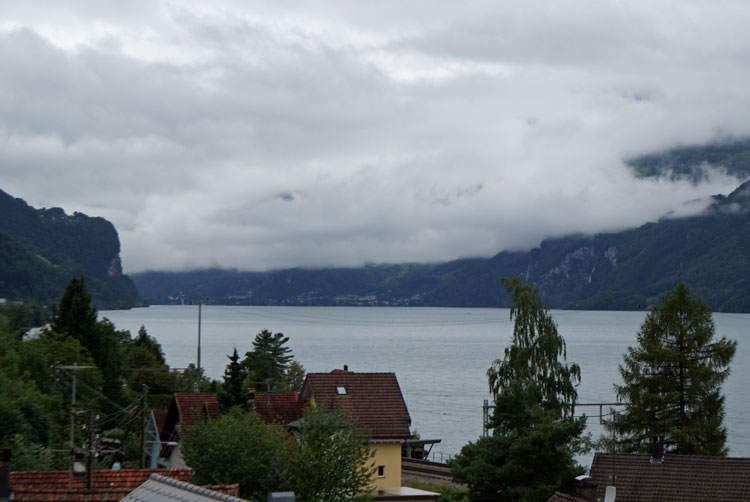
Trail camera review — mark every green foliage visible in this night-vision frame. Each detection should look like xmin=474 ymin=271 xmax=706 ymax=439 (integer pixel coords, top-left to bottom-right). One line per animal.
xmin=133 ymin=325 xmax=166 ymax=364
xmin=287 ymin=406 xmax=375 ymax=502
xmin=453 ymin=277 xmax=585 ymax=502
xmin=219 ymin=348 xmax=249 ymax=412
xmin=51 ymin=276 xmax=98 ymax=347
xmin=609 ymin=283 xmax=737 ymax=455
xmin=181 ymin=409 xmax=292 ymax=501
xmin=0 ymin=302 xmax=48 ymax=338
xmin=488 ymin=276 xmax=581 ymax=420
xmin=279 ymin=360 xmax=306 ymax=393
xmin=50 ymin=278 xmax=128 ymax=406
xmin=242 ymin=329 xmax=293 ymax=392
xmin=0 ymin=189 xmax=141 ymax=309
xmin=7 ymin=433 xmax=54 ymax=471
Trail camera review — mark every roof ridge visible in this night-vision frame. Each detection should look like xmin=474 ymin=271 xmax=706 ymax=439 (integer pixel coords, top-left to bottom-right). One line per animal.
xmin=148 ymin=474 xmax=247 ymax=502
xmin=307 ymin=371 xmax=397 ymax=375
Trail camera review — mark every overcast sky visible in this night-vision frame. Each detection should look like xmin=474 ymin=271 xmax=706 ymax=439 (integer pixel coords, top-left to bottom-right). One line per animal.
xmin=1 ymin=1 xmax=749 ymax=273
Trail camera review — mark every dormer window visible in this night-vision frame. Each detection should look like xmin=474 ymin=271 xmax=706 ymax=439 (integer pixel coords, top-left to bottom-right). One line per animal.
xmin=336 ymin=386 xmax=347 ymax=395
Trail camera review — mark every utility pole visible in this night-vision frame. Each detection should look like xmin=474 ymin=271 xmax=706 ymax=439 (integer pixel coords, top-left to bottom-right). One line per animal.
xmin=87 ymin=411 xmax=94 ymax=489
xmin=57 ymin=363 xmax=95 ymax=489
xmin=194 ymin=302 xmax=202 ymax=393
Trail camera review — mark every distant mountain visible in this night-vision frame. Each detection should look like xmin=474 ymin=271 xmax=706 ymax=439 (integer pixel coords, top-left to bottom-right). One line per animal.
xmin=133 ymin=180 xmax=750 ymax=311
xmin=0 ymin=189 xmax=142 ymax=309
xmin=133 ymin=140 xmax=750 ymax=312
xmin=627 ymin=137 xmax=750 ymax=182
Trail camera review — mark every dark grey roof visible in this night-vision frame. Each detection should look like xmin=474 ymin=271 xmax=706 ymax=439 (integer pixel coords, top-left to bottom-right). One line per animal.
xmin=122 ymin=474 xmax=250 ymax=502
xmin=587 ymin=453 xmax=750 ymax=502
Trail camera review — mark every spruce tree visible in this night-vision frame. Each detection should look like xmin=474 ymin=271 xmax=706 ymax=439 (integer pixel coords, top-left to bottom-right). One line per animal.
xmin=51 ymin=276 xmax=98 ymax=351
xmin=219 ymin=348 xmax=249 ymax=412
xmin=611 ymin=282 xmax=736 ymax=455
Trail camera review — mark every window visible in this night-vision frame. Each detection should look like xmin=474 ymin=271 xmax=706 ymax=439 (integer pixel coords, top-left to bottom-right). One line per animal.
xmin=377 ymin=465 xmax=385 ymax=478
xmin=336 ymin=386 xmax=347 ymax=395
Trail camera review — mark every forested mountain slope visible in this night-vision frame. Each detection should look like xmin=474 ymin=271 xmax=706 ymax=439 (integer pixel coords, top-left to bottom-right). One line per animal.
xmin=0 ymin=189 xmax=141 ymax=308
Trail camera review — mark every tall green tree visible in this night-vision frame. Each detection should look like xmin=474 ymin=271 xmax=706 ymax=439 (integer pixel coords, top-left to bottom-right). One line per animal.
xmin=51 ymin=277 xmax=127 ymax=405
xmin=242 ymin=329 xmax=293 ymax=392
xmin=219 ymin=348 xmax=249 ymax=412
xmin=279 ymin=360 xmax=306 ymax=393
xmin=51 ymin=276 xmax=98 ymax=350
xmin=287 ymin=406 xmax=375 ymax=502
xmin=181 ymin=409 xmax=292 ymax=501
xmin=610 ymin=282 xmax=737 ymax=455
xmin=452 ymin=276 xmax=585 ymax=502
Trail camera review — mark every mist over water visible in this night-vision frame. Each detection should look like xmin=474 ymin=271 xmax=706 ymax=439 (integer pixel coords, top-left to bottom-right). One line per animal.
xmin=102 ymin=306 xmax=750 ymax=462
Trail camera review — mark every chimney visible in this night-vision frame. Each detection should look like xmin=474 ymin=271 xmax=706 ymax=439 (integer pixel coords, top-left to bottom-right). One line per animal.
xmin=0 ymin=448 xmax=11 ymax=502
xmin=574 ymin=475 xmax=597 ymax=502
xmin=650 ymin=435 xmax=665 ymax=464
xmin=343 ymin=365 xmax=349 ymax=372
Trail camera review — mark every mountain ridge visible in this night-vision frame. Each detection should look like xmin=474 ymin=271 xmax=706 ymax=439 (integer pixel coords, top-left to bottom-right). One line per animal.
xmin=132 ymin=141 xmax=750 ymax=311
xmin=0 ymin=189 xmax=142 ymax=309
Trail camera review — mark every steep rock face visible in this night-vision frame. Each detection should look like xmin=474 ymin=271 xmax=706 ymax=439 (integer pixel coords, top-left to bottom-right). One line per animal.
xmin=0 ymin=189 xmax=142 ymax=309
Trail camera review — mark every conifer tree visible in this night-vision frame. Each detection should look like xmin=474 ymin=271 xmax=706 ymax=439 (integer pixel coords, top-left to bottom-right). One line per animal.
xmin=611 ymin=282 xmax=736 ymax=455
xmin=243 ymin=330 xmax=293 ymax=392
xmin=51 ymin=276 xmax=98 ymax=351
xmin=219 ymin=348 xmax=249 ymax=412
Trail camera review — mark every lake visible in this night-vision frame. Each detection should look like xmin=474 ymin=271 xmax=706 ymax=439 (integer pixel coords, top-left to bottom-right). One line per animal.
xmin=100 ymin=306 xmax=750 ymax=462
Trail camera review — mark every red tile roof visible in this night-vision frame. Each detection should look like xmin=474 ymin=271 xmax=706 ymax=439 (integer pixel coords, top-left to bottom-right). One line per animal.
xmin=254 ymin=392 xmax=304 ymax=425
xmin=9 ymin=468 xmax=193 ymax=502
xmin=586 ymin=453 xmax=750 ymax=502
xmin=201 ymin=483 xmax=241 ymax=497
xmin=161 ymin=393 xmax=220 ymax=444
xmin=301 ymin=369 xmax=411 ymax=439
xmin=152 ymin=410 xmax=168 ymax=433
xmin=173 ymin=393 xmax=220 ymax=427
xmin=10 ymin=469 xmax=240 ymax=502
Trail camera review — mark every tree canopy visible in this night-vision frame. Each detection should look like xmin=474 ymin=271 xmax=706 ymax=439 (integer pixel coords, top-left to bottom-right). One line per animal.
xmin=452 ymin=276 xmax=586 ymax=502
xmin=242 ymin=329 xmax=293 ymax=392
xmin=287 ymin=406 xmax=375 ymax=502
xmin=610 ymin=282 xmax=737 ymax=455
xmin=219 ymin=348 xmax=249 ymax=412
xmin=181 ymin=409 xmax=291 ymax=501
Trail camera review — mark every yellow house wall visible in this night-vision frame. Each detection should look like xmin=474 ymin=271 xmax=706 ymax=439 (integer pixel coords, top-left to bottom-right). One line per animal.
xmin=370 ymin=442 xmax=402 ymax=489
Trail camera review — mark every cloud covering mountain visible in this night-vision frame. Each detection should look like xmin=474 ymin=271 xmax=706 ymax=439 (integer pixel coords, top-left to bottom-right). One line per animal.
xmin=1 ymin=1 xmax=749 ymax=273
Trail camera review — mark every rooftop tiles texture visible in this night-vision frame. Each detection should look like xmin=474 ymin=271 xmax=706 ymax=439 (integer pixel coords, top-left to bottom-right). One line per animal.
xmin=302 ymin=370 xmax=411 ymax=439
xmin=9 ymin=469 xmax=193 ymax=502
xmin=588 ymin=453 xmax=750 ymax=502
xmin=9 ymin=469 xmax=240 ymax=502
xmin=254 ymin=392 xmax=303 ymax=425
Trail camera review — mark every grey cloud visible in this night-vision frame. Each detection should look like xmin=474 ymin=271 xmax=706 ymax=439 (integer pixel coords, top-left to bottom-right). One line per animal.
xmin=1 ymin=2 xmax=749 ymax=273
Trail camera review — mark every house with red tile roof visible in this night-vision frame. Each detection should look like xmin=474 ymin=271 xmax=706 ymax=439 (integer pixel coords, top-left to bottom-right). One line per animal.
xmin=299 ymin=367 xmax=412 ymax=491
xmin=158 ymin=393 xmax=220 ymax=469
xmin=5 ymin=468 xmax=240 ymax=502
xmin=7 ymin=468 xmax=193 ymax=502
xmin=253 ymin=391 xmax=304 ymax=425
xmin=547 ymin=452 xmax=750 ymax=502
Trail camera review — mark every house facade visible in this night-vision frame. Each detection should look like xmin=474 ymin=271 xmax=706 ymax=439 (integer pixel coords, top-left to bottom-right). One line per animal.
xmin=299 ymin=367 xmax=412 ymax=490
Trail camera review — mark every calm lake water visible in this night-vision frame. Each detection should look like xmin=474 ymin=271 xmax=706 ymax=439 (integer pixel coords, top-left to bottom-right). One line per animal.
xmin=100 ymin=306 xmax=750 ymax=462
